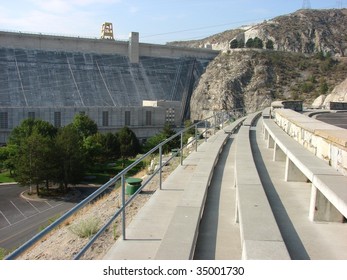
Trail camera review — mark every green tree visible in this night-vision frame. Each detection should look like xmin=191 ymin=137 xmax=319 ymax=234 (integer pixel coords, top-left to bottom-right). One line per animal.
xmin=55 ymin=125 xmax=86 ymax=191
xmin=246 ymin=38 xmax=254 ymax=48
xmin=253 ymin=37 xmax=264 ymax=49
xmin=14 ymin=132 xmax=55 ymax=195
xmin=9 ymin=118 xmax=57 ymax=146
xmin=230 ymin=39 xmax=238 ymax=49
xmin=144 ymin=124 xmax=179 ymax=154
xmin=101 ymin=132 xmax=120 ymax=161
xmin=266 ymin=39 xmax=274 ymax=50
xmin=72 ymin=113 xmax=98 ymax=139
xmin=319 ymin=79 xmax=329 ymax=95
xmin=116 ymin=127 xmax=140 ymax=165
xmin=6 ymin=119 xmax=57 ymax=180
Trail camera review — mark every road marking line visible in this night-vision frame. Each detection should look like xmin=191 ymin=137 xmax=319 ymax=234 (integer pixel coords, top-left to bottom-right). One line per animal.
xmin=45 ymin=201 xmax=53 ymax=208
xmin=25 ymin=200 xmax=41 ymax=213
xmin=0 ymin=202 xmax=65 ymax=231
xmin=0 ymin=210 xmax=11 ymax=226
xmin=10 ymin=200 xmax=27 ymax=218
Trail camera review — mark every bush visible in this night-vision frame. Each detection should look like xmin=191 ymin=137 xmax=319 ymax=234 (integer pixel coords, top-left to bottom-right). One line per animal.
xmin=70 ymin=217 xmax=100 ymax=238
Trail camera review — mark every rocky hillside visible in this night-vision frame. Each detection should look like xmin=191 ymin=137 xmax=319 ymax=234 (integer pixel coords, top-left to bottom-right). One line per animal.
xmin=190 ymin=49 xmax=347 ymax=121
xmin=170 ymin=9 xmax=347 ymax=57
xmin=313 ymin=77 xmax=347 ymax=108
xmin=181 ymin=9 xmax=347 ymax=120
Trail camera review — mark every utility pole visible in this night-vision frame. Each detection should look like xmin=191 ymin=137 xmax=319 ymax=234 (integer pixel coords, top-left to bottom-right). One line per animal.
xmin=302 ymin=0 xmax=311 ymax=9
xmin=336 ymin=1 xmax=343 ymax=8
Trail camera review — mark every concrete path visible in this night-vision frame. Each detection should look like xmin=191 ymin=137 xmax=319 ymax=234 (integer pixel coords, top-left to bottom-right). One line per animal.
xmin=194 ymin=135 xmax=241 ymax=259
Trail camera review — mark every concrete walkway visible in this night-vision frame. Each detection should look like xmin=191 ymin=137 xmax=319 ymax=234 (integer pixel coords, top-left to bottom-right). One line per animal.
xmin=194 ymin=135 xmax=241 ymax=259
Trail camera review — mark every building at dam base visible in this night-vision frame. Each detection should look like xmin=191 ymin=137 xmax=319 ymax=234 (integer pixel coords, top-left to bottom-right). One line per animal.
xmin=0 ymin=31 xmax=219 ymax=144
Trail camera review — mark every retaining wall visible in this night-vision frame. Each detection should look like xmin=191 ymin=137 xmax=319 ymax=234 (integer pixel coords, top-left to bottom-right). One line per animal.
xmin=274 ymin=109 xmax=347 ymax=176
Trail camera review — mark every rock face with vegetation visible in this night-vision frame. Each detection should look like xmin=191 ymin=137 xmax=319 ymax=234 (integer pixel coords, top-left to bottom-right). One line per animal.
xmin=313 ymin=77 xmax=347 ymax=108
xmin=170 ymin=9 xmax=347 ymax=57
xmin=180 ymin=9 xmax=347 ymax=120
xmin=190 ymin=49 xmax=347 ymax=120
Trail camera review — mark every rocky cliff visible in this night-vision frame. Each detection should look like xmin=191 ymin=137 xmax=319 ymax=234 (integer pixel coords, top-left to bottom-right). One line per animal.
xmin=190 ymin=49 xmax=347 ymax=121
xmin=185 ymin=9 xmax=347 ymax=120
xmin=312 ymin=77 xmax=347 ymax=108
xmin=170 ymin=9 xmax=347 ymax=57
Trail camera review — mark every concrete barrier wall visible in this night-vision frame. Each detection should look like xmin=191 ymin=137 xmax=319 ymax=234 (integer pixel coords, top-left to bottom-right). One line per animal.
xmin=0 ymin=31 xmax=219 ymax=59
xmin=274 ymin=109 xmax=347 ymax=176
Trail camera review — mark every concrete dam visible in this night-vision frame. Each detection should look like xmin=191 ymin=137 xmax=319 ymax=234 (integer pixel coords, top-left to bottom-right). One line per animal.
xmin=0 ymin=31 xmax=219 ymax=143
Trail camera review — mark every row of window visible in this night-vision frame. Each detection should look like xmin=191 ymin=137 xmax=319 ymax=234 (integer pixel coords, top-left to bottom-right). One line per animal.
xmin=0 ymin=109 xmax=176 ymax=129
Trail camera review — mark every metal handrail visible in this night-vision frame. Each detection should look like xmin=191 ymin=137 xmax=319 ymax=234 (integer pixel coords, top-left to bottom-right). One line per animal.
xmin=5 ymin=109 xmax=243 ymax=260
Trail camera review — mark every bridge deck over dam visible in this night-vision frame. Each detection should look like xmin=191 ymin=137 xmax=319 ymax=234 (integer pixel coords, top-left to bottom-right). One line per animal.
xmin=102 ymin=111 xmax=347 ymax=260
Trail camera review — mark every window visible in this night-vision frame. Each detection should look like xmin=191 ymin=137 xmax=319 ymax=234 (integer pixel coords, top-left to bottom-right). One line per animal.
xmin=166 ymin=108 xmax=175 ymax=124
xmin=54 ymin=112 xmax=61 ymax=128
xmin=0 ymin=112 xmax=8 ymax=129
xmin=145 ymin=111 xmax=152 ymax=126
xmin=102 ymin=111 xmax=109 ymax=127
xmin=28 ymin=112 xmax=35 ymax=119
xmin=125 ymin=111 xmax=131 ymax=126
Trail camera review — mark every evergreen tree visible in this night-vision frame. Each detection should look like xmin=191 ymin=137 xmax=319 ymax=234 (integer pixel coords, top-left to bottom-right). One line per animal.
xmin=266 ymin=39 xmax=274 ymax=50
xmin=117 ymin=127 xmax=140 ymax=165
xmin=253 ymin=37 xmax=264 ymax=49
xmin=246 ymin=38 xmax=254 ymax=48
xmin=15 ymin=132 xmax=55 ymax=195
xmin=230 ymin=39 xmax=238 ymax=49
xmin=55 ymin=125 xmax=86 ymax=191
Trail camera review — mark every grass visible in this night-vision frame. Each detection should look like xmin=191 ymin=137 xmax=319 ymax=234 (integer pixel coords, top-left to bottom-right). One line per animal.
xmin=69 ymin=217 xmax=101 ymax=238
xmin=0 ymin=247 xmax=9 ymax=260
xmin=0 ymin=171 xmax=15 ymax=183
xmin=84 ymin=158 xmax=146 ymax=185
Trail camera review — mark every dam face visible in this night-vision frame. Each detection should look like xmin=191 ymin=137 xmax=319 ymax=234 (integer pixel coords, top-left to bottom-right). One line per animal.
xmin=0 ymin=32 xmax=218 ymax=143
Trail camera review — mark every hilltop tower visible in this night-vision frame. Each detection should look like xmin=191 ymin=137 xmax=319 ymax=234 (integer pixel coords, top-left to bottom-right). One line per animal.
xmin=101 ymin=22 xmax=114 ymax=39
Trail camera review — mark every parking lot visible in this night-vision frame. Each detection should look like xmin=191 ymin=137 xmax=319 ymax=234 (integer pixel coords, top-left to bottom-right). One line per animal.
xmin=0 ymin=184 xmax=65 ymax=230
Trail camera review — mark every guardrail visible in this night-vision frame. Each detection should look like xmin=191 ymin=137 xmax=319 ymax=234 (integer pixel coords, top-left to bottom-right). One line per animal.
xmin=5 ymin=109 xmax=243 ymax=260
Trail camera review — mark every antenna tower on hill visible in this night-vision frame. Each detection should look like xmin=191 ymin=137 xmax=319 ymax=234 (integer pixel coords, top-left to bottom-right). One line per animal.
xmin=336 ymin=1 xmax=343 ymax=8
xmin=302 ymin=0 xmax=311 ymax=9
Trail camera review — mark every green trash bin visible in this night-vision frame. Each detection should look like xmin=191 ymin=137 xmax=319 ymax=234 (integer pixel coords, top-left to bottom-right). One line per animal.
xmin=125 ymin=177 xmax=143 ymax=195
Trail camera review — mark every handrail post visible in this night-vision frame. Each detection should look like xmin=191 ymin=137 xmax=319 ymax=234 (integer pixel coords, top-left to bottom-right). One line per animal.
xmin=204 ymin=120 xmax=207 ymax=142
xmin=214 ymin=112 xmax=216 ymax=135
xmin=180 ymin=131 xmax=183 ymax=165
xmin=159 ymin=145 xmax=163 ymax=190
xmin=121 ymin=174 xmax=126 ymax=240
xmin=195 ymin=124 xmax=198 ymax=152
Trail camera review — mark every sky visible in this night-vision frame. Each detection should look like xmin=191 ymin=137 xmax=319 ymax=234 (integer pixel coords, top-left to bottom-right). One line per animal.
xmin=0 ymin=0 xmax=346 ymax=44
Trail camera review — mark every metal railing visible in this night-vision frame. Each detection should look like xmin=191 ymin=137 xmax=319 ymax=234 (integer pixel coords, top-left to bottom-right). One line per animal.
xmin=5 ymin=109 xmax=243 ymax=260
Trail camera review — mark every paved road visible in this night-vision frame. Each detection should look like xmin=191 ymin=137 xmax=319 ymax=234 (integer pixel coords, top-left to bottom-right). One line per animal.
xmin=316 ymin=112 xmax=347 ymax=129
xmin=0 ymin=184 xmax=97 ymax=251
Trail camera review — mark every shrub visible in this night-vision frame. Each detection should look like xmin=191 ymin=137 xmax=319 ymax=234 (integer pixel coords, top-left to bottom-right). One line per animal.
xmin=70 ymin=217 xmax=100 ymax=238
